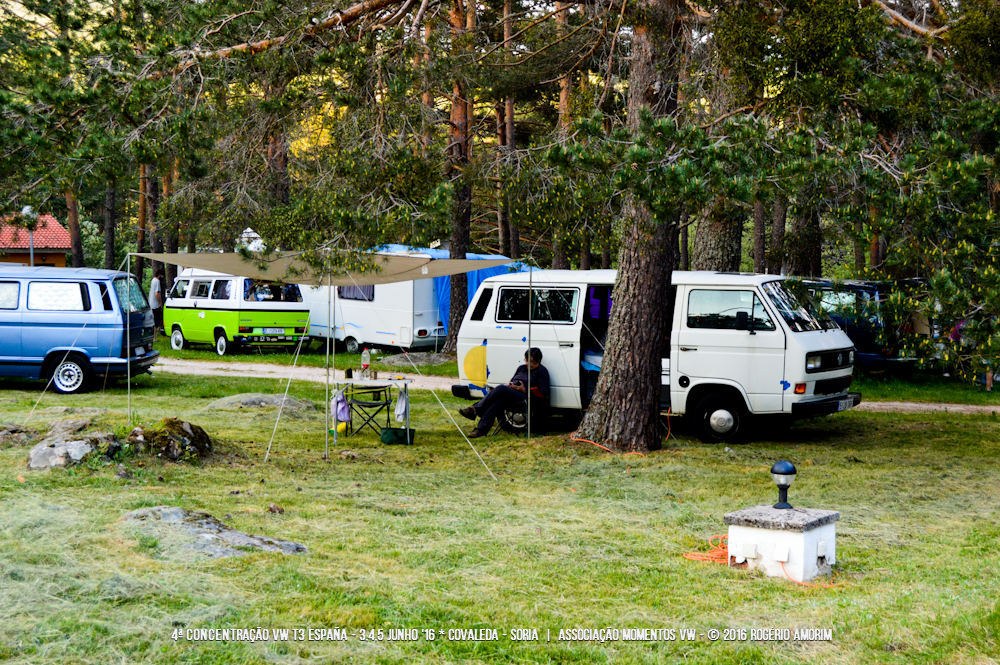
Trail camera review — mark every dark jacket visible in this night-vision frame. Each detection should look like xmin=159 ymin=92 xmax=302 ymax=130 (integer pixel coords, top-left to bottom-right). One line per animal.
xmin=509 ymin=364 xmax=550 ymax=401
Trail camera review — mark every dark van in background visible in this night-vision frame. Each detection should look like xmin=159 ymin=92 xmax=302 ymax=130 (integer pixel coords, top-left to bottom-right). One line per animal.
xmin=805 ymin=279 xmax=929 ymax=373
xmin=0 ymin=267 xmax=158 ymax=393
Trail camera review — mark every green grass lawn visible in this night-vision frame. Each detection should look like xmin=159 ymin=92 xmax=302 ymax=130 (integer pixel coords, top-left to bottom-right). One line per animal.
xmin=1 ymin=374 xmax=999 ymax=663
xmin=854 ymin=369 xmax=1000 ymax=406
xmin=153 ymin=336 xmax=460 ymax=378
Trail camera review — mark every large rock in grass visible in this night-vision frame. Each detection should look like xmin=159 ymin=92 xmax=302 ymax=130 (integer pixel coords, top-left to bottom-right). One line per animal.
xmin=122 ymin=506 xmax=308 ymax=559
xmin=26 ymin=418 xmax=119 ymax=470
xmin=206 ymin=393 xmax=315 ymax=412
xmin=138 ymin=418 xmax=212 ymax=461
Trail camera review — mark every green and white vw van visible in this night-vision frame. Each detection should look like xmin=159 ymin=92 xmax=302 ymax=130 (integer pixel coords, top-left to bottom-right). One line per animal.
xmin=165 ymin=268 xmax=310 ymax=355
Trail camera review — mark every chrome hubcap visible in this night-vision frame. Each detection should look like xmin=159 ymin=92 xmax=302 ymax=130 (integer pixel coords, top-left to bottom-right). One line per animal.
xmin=709 ymin=409 xmax=735 ymax=434
xmin=55 ymin=362 xmax=83 ymax=391
xmin=216 ymin=337 xmax=227 ymax=355
xmin=171 ymin=331 xmax=184 ymax=350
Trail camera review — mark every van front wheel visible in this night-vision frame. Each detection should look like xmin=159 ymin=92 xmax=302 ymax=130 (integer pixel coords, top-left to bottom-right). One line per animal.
xmin=692 ymin=392 xmax=748 ymax=443
xmin=344 ymin=337 xmax=360 ymax=354
xmin=170 ymin=328 xmax=188 ymax=351
xmin=50 ymin=356 xmax=93 ymax=394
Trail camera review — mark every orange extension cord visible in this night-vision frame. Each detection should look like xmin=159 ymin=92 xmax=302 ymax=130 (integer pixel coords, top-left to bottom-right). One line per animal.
xmin=682 ymin=535 xmax=840 ymax=588
xmin=569 ymin=408 xmax=678 ymax=456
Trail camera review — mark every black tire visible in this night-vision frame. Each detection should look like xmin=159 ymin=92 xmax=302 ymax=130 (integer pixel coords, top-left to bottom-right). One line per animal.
xmin=170 ymin=328 xmax=188 ymax=351
xmin=215 ymin=331 xmax=232 ymax=356
xmin=691 ymin=392 xmax=749 ymax=444
xmin=50 ymin=355 xmax=93 ymax=395
xmin=344 ymin=337 xmax=360 ymax=354
xmin=498 ymin=407 xmax=528 ymax=435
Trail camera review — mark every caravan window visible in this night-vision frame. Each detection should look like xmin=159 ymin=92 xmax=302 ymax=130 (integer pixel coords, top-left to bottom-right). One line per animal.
xmin=497 ymin=287 xmax=579 ymax=324
xmin=28 ymin=282 xmax=91 ymax=311
xmin=338 ymin=285 xmax=374 ymax=302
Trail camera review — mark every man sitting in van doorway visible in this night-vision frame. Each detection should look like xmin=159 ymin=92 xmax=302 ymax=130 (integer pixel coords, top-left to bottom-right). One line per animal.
xmin=459 ymin=348 xmax=550 ymax=438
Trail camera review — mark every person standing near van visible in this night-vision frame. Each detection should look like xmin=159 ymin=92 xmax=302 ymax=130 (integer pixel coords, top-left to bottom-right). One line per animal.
xmin=150 ymin=269 xmax=165 ymax=338
xmin=459 ymin=348 xmax=549 ymax=438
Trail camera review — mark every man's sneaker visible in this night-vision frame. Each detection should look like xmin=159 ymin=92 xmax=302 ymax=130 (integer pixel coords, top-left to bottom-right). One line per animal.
xmin=468 ymin=428 xmax=485 ymax=439
xmin=459 ymin=407 xmax=477 ymax=421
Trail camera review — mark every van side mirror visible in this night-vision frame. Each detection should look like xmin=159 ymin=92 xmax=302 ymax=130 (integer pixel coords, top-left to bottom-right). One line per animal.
xmin=736 ymin=310 xmax=750 ymax=331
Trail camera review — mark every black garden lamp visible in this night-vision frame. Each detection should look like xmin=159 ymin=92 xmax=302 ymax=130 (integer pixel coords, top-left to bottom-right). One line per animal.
xmin=770 ymin=460 xmax=797 ymax=509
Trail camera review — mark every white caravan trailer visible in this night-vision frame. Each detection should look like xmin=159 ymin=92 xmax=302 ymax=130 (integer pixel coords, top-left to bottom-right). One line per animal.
xmin=303 ymin=280 xmax=445 ymax=353
xmin=454 ymin=270 xmax=862 ymax=442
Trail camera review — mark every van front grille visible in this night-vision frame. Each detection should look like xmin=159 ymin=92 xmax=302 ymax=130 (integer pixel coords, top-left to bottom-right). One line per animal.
xmin=815 ymin=376 xmax=852 ymax=395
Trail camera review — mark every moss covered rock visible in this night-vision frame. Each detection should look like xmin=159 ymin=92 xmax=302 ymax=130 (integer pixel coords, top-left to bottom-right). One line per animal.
xmin=144 ymin=418 xmax=212 ymax=461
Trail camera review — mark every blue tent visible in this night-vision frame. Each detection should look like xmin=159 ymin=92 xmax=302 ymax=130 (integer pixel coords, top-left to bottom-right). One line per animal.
xmin=379 ymin=245 xmax=533 ymax=334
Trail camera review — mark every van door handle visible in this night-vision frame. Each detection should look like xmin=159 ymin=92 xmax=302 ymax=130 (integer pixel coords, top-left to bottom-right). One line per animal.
xmin=679 ymin=347 xmax=697 ymax=351
xmin=559 ymin=342 xmax=574 ymax=348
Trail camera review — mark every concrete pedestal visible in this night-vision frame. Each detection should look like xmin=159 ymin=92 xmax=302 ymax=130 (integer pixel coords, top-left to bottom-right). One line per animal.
xmin=723 ymin=505 xmax=839 ymax=583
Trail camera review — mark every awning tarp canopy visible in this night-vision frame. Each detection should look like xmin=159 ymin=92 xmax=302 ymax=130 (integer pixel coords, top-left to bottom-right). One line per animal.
xmin=136 ymin=252 xmax=515 ymax=286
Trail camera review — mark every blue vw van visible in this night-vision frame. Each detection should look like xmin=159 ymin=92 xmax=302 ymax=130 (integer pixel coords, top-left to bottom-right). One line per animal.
xmin=0 ymin=267 xmax=159 ymax=393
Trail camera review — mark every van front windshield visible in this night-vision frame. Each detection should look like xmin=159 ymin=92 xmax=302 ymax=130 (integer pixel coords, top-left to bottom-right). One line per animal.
xmin=761 ymin=281 xmax=837 ymax=332
xmin=113 ymin=277 xmax=149 ymax=313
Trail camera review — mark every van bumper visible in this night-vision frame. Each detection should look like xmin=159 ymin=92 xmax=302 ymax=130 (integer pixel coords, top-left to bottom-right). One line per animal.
xmin=791 ymin=392 xmax=862 ymax=417
xmin=97 ymin=351 xmax=160 ymax=376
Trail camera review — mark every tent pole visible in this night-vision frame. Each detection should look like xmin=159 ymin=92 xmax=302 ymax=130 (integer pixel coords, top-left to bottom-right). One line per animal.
xmin=332 ymin=271 xmax=338 ymax=455
xmin=127 ymin=253 xmax=132 ymax=425
xmin=527 ymin=263 xmax=532 ymax=441
xmin=325 ymin=270 xmax=331 ymax=460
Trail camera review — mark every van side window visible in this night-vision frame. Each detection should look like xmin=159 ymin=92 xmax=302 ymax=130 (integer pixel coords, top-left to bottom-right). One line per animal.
xmin=27 ymin=282 xmax=91 ymax=311
xmin=687 ymin=290 xmax=775 ymax=331
xmin=211 ymin=280 xmax=232 ymax=300
xmin=98 ymin=283 xmax=113 ymax=310
xmin=470 ymin=288 xmax=493 ymax=321
xmin=0 ymin=282 xmax=18 ymax=310
xmin=170 ymin=279 xmax=189 ymax=299
xmin=497 ymin=288 xmax=579 ymax=323
xmin=191 ymin=281 xmax=212 ymax=299
xmin=338 ymin=285 xmax=374 ymax=302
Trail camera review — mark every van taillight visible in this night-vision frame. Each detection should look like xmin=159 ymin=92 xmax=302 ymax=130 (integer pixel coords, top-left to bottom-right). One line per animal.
xmin=294 ymin=327 xmax=305 ymax=333
xmin=416 ymin=329 xmax=428 ymax=337
xmin=239 ymin=327 xmax=253 ymax=333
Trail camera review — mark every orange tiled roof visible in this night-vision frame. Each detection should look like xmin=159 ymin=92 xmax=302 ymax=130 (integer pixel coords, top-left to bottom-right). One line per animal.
xmin=0 ymin=214 xmax=71 ymax=251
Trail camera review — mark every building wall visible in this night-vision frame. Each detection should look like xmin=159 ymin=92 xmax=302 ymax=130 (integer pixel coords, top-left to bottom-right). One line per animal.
xmin=0 ymin=252 xmax=67 ymax=268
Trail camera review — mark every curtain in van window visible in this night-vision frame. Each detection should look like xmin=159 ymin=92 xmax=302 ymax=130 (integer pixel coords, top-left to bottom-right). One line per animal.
xmin=497 ymin=288 xmax=578 ymax=323
xmin=112 ymin=277 xmax=149 ymax=313
xmin=212 ymin=280 xmax=232 ymax=299
xmin=0 ymin=283 xmax=17 ymax=309
xmin=27 ymin=282 xmax=88 ymax=311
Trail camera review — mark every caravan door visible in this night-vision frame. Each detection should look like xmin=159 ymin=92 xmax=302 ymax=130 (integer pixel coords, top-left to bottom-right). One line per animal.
xmin=491 ymin=285 xmax=582 ymax=409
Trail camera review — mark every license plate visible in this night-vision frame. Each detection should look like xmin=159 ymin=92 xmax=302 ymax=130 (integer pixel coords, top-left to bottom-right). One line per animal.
xmin=134 ymin=347 xmax=145 ymax=356
xmin=263 ymin=328 xmax=284 ymax=334
xmin=837 ymin=398 xmax=853 ymax=412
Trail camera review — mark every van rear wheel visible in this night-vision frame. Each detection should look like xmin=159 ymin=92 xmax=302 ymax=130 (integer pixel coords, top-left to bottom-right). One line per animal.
xmin=692 ymin=392 xmax=748 ymax=443
xmin=50 ymin=355 xmax=93 ymax=395
xmin=344 ymin=337 xmax=360 ymax=354
xmin=215 ymin=333 xmax=233 ymax=356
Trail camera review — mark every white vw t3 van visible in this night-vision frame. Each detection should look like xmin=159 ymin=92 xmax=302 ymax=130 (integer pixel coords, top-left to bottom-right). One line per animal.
xmin=454 ymin=270 xmax=861 ymax=442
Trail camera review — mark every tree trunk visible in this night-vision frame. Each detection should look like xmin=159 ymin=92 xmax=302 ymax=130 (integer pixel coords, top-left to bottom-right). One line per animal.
xmin=753 ymin=198 xmax=766 ymax=273
xmin=135 ymin=164 xmax=147 ymax=281
xmin=580 ymin=225 xmax=592 ymax=270
xmin=574 ymin=0 xmax=682 ymax=452
xmin=556 ymin=1 xmax=572 ymax=137
xmin=788 ymin=201 xmax=821 ymax=277
xmin=503 ymin=0 xmax=520 ymax=260
xmin=692 ymin=203 xmax=743 ymax=271
xmin=147 ymin=168 xmax=162 ymax=278
xmin=103 ymin=182 xmax=117 ymax=270
xmin=64 ymin=189 xmax=84 ymax=268
xmin=852 ymin=192 xmax=865 ymax=272
xmin=679 ymin=211 xmax=689 ymax=270
xmin=768 ymin=196 xmax=787 ymax=274
xmin=552 ymin=239 xmax=569 ymax=269
xmin=163 ymin=165 xmax=179 ymax=291
xmin=496 ymin=103 xmax=510 ymax=256
xmin=442 ymin=0 xmax=474 ymax=354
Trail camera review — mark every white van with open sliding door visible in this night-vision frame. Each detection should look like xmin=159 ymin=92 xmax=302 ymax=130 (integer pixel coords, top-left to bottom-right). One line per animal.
xmin=454 ymin=270 xmax=861 ymax=442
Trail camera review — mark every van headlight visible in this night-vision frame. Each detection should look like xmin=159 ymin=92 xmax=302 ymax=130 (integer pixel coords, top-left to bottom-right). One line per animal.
xmin=806 ymin=354 xmax=822 ymax=371
xmin=849 ymin=350 xmax=855 ymax=364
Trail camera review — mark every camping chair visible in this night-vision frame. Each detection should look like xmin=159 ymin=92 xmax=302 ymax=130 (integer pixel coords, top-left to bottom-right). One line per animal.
xmin=346 ymin=385 xmax=393 ymax=436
